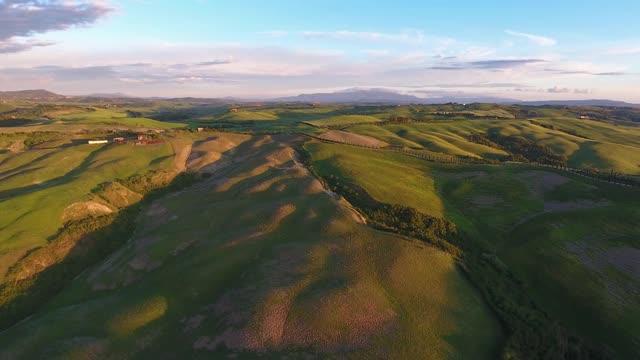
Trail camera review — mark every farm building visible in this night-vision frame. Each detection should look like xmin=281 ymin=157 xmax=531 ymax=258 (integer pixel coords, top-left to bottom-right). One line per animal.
xmin=579 ymin=115 xmax=590 ymax=119
xmin=88 ymin=140 xmax=109 ymax=145
xmin=229 ymin=108 xmax=239 ymax=113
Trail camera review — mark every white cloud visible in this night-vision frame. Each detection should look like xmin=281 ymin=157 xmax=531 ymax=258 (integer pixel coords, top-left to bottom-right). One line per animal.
xmin=0 ymin=42 xmax=636 ymax=101
xmin=0 ymin=38 xmax=54 ymax=54
xmin=547 ymin=86 xmax=571 ymax=93
xmin=0 ymin=0 xmax=113 ymax=53
xmin=505 ymin=30 xmax=557 ymax=46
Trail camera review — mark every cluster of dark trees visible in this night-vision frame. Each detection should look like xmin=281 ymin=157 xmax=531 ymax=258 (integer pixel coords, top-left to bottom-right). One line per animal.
xmin=0 ymin=118 xmax=33 ymax=127
xmin=467 ymin=132 xmax=502 ymax=149
xmin=474 ymin=132 xmax=568 ymax=166
xmin=125 ymin=110 xmax=143 ymax=118
xmin=297 ymin=145 xmax=613 ymax=359
xmin=151 ymin=109 xmax=197 ymax=121
xmin=386 ymin=116 xmax=411 ymax=123
xmin=496 ymin=135 xmax=567 ymax=166
xmin=529 ymin=120 xmax=591 ymax=139
xmin=23 ymin=131 xmax=64 ymax=148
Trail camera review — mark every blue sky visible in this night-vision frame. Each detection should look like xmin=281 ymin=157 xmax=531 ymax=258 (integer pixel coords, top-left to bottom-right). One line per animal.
xmin=1 ymin=0 xmax=639 ymax=101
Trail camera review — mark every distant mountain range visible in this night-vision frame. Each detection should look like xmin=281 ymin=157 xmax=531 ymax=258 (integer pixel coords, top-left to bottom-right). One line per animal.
xmin=85 ymin=92 xmax=135 ymax=98
xmin=275 ymin=89 xmax=432 ymax=104
xmin=1 ymin=89 xmax=639 ymax=108
xmin=274 ymin=88 xmax=522 ymax=105
xmin=516 ymin=99 xmax=640 ymax=108
xmin=0 ymin=89 xmax=67 ymax=101
xmin=275 ymin=89 xmax=640 ymax=107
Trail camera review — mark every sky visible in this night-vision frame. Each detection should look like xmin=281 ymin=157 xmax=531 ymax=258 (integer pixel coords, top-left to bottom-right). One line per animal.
xmin=1 ymin=0 xmax=639 ymax=101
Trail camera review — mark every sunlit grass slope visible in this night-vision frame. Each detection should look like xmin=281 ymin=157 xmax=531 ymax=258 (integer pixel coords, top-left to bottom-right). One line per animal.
xmin=0 ymin=134 xmax=194 ymax=281
xmin=58 ymin=108 xmax=185 ymax=129
xmin=0 ymin=135 xmax=501 ymax=359
xmin=348 ymin=118 xmax=640 ymax=174
xmin=305 ymin=141 xmax=444 ymax=217
xmin=305 ymin=115 xmax=381 ymax=127
xmin=305 ymin=142 xmax=640 ymax=357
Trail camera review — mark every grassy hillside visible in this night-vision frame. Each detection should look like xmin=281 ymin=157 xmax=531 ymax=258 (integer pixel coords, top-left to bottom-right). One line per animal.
xmin=306 ymin=142 xmax=444 ymax=217
xmin=0 ymin=132 xmax=206 ymax=281
xmin=57 ymin=108 xmax=186 ymax=130
xmin=2 ymin=101 xmax=640 ymax=358
xmin=305 ymin=114 xmax=381 ymax=127
xmin=0 ymin=104 xmax=15 ymax=113
xmin=348 ymin=118 xmax=640 ymax=174
xmin=0 ymin=135 xmax=501 ymax=359
xmin=305 ymin=142 xmax=640 ymax=358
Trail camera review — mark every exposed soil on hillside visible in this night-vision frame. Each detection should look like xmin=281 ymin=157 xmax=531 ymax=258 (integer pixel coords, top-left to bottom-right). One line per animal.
xmin=4 ymin=141 xmax=24 ymax=153
xmin=172 ymin=143 xmax=192 ymax=172
xmin=62 ymin=201 xmax=113 ymax=224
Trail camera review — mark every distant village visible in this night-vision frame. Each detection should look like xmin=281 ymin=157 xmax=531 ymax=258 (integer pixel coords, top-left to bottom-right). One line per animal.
xmin=87 ymin=133 xmax=164 ymax=146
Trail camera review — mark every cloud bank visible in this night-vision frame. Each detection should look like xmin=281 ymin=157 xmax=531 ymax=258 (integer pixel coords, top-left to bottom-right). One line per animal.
xmin=0 ymin=0 xmax=112 ymax=53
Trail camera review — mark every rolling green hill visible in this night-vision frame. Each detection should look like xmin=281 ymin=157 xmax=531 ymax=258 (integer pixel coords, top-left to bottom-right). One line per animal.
xmin=0 ymin=135 xmax=501 ymax=359
xmin=305 ymin=141 xmax=640 ymax=358
xmin=304 ymin=114 xmax=382 ymax=127
xmin=1 ymin=101 xmax=639 ymax=358
xmin=348 ymin=118 xmax=640 ymax=174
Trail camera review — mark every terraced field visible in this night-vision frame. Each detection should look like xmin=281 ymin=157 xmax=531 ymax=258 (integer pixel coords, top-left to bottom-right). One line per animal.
xmin=0 ymin=134 xmax=502 ymax=359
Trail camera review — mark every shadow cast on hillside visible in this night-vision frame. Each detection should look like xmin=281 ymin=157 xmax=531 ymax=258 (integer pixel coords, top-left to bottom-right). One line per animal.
xmin=0 ymin=168 xmax=200 ymax=332
xmin=0 ymin=145 xmax=109 ymax=201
